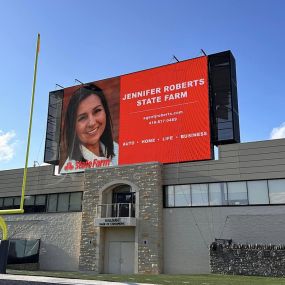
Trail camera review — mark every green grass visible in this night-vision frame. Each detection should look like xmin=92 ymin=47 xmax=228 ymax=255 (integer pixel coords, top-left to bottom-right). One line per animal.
xmin=6 ymin=270 xmax=285 ymax=285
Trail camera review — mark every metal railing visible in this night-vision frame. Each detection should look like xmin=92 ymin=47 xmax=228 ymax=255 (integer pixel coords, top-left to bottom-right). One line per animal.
xmin=96 ymin=203 xmax=135 ymax=218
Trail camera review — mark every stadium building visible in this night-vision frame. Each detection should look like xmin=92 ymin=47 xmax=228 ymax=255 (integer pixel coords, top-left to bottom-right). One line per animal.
xmin=1 ymin=51 xmax=285 ymax=274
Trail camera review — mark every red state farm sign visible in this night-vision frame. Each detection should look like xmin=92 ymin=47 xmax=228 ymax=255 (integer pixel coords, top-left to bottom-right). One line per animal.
xmin=119 ymin=56 xmax=211 ymax=164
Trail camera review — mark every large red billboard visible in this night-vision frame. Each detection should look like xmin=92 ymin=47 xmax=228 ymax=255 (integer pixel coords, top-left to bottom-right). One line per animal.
xmin=59 ymin=56 xmax=211 ymax=174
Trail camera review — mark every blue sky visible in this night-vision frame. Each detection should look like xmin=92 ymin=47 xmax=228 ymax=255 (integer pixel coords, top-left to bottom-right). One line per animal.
xmin=0 ymin=0 xmax=284 ymax=171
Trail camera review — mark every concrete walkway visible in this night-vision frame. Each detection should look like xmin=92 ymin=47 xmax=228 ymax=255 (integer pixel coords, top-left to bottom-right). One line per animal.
xmin=0 ymin=274 xmax=155 ymax=285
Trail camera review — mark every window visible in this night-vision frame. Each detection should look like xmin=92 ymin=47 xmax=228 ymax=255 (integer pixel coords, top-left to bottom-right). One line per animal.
xmin=247 ymin=180 xmax=269 ymax=205
xmin=227 ymin=181 xmax=248 ymax=205
xmin=24 ymin=196 xmax=35 ymax=213
xmin=164 ymin=179 xmax=285 ymax=208
xmin=174 ymin=185 xmax=191 ymax=206
xmin=14 ymin=197 xmax=21 ymax=207
xmin=35 ymin=195 xmax=46 ymax=212
xmin=69 ymin=192 xmax=82 ymax=211
xmin=268 ymin=179 xmax=285 ymax=204
xmin=191 ymin=184 xmax=208 ymax=206
xmin=0 ymin=192 xmax=82 ymax=213
xmin=57 ymin=193 xmax=69 ymax=212
xmin=209 ymin=183 xmax=228 ymax=205
xmin=3 ymin=197 xmax=14 ymax=209
xmin=47 ymin=194 xmax=57 ymax=212
xmin=165 ymin=186 xmax=175 ymax=207
xmin=165 ymin=185 xmax=191 ymax=207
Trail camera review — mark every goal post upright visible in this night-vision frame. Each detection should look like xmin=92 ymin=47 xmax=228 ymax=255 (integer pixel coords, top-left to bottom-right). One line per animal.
xmin=0 ymin=34 xmax=40 ymax=240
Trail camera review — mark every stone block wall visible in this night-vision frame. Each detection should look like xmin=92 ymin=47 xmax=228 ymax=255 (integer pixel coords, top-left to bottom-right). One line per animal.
xmin=210 ymin=242 xmax=285 ymax=277
xmin=79 ymin=162 xmax=163 ymax=274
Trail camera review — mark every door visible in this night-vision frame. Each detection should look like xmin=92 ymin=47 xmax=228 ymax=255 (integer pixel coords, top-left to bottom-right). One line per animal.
xmin=121 ymin=242 xmax=134 ymax=274
xmin=108 ymin=242 xmax=121 ymax=274
xmin=112 ymin=192 xmax=136 ymax=217
xmin=108 ymin=242 xmax=134 ymax=274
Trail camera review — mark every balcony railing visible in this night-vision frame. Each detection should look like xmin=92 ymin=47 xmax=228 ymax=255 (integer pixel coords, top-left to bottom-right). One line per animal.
xmin=95 ymin=203 xmax=135 ymax=218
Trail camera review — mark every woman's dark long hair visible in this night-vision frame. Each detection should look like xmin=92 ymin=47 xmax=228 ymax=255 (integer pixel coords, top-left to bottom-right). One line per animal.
xmin=63 ymin=84 xmax=115 ymax=162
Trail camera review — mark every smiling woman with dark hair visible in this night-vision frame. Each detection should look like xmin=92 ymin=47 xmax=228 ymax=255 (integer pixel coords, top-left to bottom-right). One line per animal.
xmin=60 ymin=84 xmax=118 ymax=173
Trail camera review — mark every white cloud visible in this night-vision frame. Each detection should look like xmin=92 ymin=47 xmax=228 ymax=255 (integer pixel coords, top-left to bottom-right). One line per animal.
xmin=0 ymin=130 xmax=17 ymax=161
xmin=270 ymin=122 xmax=285 ymax=139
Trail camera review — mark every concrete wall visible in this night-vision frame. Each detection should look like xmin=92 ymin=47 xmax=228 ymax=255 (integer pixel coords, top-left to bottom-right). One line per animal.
xmin=1 ymin=138 xmax=283 ymax=197
xmin=5 ymin=212 xmax=82 ymax=271
xmin=1 ymin=138 xmax=285 ymax=274
xmin=0 ymin=165 xmax=84 ymax=197
xmin=163 ymin=139 xmax=285 ymax=274
xmin=2 ymin=138 xmax=284 ymax=197
xmin=162 ymin=138 xmax=285 ymax=185
xmin=163 ymin=205 xmax=285 ymax=274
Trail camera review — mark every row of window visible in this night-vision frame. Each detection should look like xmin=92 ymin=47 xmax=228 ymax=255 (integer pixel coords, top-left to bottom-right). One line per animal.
xmin=2 ymin=178 xmax=284 ymax=211
xmin=0 ymin=192 xmax=82 ymax=213
xmin=164 ymin=179 xmax=285 ymax=207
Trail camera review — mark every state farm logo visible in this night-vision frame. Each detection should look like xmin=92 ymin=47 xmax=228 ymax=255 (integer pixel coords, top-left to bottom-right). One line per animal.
xmin=64 ymin=161 xmax=74 ymax=171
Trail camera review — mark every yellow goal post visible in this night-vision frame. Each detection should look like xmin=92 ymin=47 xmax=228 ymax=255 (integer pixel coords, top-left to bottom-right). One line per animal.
xmin=0 ymin=34 xmax=40 ymax=240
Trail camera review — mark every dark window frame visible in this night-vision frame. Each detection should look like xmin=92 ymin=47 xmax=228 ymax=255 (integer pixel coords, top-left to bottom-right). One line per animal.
xmin=0 ymin=192 xmax=82 ymax=214
xmin=164 ymin=178 xmax=285 ymax=208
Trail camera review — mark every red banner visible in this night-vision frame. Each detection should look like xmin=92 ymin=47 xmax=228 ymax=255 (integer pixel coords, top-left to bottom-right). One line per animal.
xmin=119 ymin=56 xmax=211 ymax=164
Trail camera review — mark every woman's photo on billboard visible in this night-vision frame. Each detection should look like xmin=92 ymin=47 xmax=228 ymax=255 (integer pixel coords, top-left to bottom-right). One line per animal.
xmin=60 ymin=83 xmax=118 ymax=173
